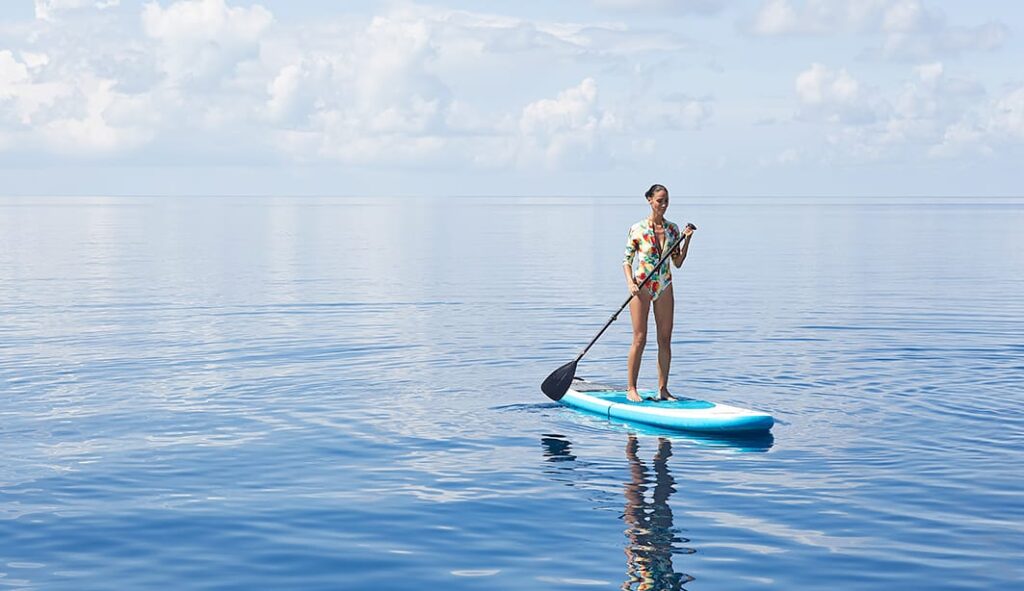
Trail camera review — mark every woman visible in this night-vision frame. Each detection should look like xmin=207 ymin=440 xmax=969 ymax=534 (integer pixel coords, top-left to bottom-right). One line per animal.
xmin=622 ymin=184 xmax=694 ymax=403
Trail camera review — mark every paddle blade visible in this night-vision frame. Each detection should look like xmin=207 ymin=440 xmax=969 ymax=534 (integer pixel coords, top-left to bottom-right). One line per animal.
xmin=541 ymin=360 xmax=577 ymax=401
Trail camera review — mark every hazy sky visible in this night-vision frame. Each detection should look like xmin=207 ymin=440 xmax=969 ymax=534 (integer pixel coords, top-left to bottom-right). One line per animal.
xmin=1 ymin=0 xmax=1021 ymax=196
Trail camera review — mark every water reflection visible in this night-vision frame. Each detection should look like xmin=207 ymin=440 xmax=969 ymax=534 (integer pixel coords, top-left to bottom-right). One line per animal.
xmin=601 ymin=420 xmax=775 ymax=452
xmin=621 ymin=434 xmax=694 ymax=590
xmin=541 ymin=433 xmax=695 ymax=590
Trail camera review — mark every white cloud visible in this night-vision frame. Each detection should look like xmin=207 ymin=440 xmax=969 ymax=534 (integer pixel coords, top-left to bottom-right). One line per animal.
xmin=990 ymin=86 xmax=1024 ymax=139
xmin=0 ymin=50 xmax=30 ymax=88
xmin=751 ymin=0 xmax=897 ymax=35
xmin=1 ymin=0 xmax=1019 ymax=195
xmin=632 ymin=93 xmax=713 ymax=130
xmin=264 ymin=62 xmax=302 ymax=122
xmin=418 ymin=6 xmax=693 ymax=64
xmin=41 ymin=76 xmax=155 ymax=154
xmin=142 ymin=0 xmax=273 ymax=87
xmin=750 ymin=0 xmax=801 ymax=35
xmin=750 ymin=0 xmax=1007 ymax=59
xmin=929 ymin=85 xmax=1024 ymax=157
xmin=260 ymin=12 xmax=455 ymax=167
xmin=920 ymin=83 xmax=1024 ymax=158
xmin=777 ymin=147 xmax=801 ymax=164
xmin=0 ymin=50 xmax=68 ymax=126
xmin=0 ymin=48 xmax=155 ymax=154
xmin=796 ymin=63 xmax=858 ymax=105
xmin=889 ymin=62 xmax=983 ymax=123
xmin=795 ymin=63 xmax=881 ymax=124
xmin=882 ymin=0 xmax=928 ymax=33
xmin=880 ymin=21 xmax=1007 ymax=61
xmin=256 ymin=7 xmax=696 ymax=170
xmin=592 ymin=0 xmax=727 ymax=15
xmin=1 ymin=1 xmax=718 ymax=172
xmin=513 ymin=77 xmax=633 ymax=170
xmin=35 ymin=0 xmax=120 ymax=21
xmin=519 ymin=78 xmax=603 ymax=135
xmin=787 ymin=61 xmax=1010 ymax=162
xmin=141 ymin=0 xmax=271 ymax=41
xmin=20 ymin=51 xmax=50 ymax=69
xmin=928 ymin=121 xmax=990 ymax=158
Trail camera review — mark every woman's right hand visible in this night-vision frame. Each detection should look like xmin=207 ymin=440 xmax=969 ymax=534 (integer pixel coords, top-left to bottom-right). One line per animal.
xmin=629 ymin=280 xmax=641 ymax=297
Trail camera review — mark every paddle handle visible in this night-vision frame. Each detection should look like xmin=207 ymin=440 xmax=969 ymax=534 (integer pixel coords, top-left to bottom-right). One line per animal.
xmin=574 ymin=225 xmax=694 ymax=362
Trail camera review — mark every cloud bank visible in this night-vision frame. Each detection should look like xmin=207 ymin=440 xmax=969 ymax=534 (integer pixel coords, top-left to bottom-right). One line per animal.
xmin=0 ymin=0 xmax=1020 ymax=196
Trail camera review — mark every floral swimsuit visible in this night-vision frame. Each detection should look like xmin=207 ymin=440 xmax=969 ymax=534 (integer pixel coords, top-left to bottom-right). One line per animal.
xmin=623 ymin=218 xmax=681 ymax=300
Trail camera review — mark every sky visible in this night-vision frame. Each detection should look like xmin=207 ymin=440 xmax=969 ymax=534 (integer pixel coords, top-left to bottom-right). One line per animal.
xmin=0 ymin=0 xmax=1021 ymax=197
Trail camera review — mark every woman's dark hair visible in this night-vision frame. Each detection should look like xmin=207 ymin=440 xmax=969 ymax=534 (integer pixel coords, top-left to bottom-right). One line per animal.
xmin=645 ymin=184 xmax=668 ymax=200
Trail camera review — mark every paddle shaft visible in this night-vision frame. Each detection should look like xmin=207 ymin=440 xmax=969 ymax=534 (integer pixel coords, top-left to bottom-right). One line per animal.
xmin=573 ymin=230 xmax=690 ymax=363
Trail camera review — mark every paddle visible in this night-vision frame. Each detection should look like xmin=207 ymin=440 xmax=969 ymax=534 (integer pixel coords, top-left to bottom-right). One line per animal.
xmin=541 ymin=223 xmax=696 ymax=401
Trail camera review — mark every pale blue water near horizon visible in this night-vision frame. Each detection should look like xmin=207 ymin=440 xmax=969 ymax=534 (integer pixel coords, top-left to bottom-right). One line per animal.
xmin=1 ymin=195 xmax=1022 ymax=590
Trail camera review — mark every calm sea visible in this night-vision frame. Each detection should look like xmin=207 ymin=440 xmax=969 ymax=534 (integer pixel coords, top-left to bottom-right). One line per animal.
xmin=1 ymin=196 xmax=1022 ymax=590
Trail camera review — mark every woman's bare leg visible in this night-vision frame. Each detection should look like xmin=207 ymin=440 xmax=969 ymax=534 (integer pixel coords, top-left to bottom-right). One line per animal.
xmin=627 ymin=289 xmax=652 ymax=402
xmin=653 ymin=283 xmax=677 ymax=400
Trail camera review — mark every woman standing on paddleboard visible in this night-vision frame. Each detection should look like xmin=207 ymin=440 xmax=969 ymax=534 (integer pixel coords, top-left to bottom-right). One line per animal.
xmin=622 ymin=184 xmax=695 ymax=403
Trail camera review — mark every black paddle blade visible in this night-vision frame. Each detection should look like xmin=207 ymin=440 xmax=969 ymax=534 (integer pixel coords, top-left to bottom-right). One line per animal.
xmin=541 ymin=360 xmax=577 ymax=401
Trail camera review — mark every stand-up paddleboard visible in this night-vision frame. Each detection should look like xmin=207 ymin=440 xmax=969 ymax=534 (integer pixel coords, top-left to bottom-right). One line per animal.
xmin=561 ymin=378 xmax=773 ymax=433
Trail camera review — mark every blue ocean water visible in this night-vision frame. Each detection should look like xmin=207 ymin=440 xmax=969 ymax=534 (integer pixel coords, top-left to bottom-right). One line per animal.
xmin=1 ymin=195 xmax=1022 ymax=590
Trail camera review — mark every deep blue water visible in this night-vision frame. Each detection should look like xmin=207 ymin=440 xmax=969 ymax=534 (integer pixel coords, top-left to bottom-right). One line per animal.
xmin=1 ymin=196 xmax=1022 ymax=590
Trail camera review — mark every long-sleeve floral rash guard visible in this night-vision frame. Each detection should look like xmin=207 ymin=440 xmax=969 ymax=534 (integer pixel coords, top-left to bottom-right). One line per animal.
xmin=623 ymin=218 xmax=680 ymax=301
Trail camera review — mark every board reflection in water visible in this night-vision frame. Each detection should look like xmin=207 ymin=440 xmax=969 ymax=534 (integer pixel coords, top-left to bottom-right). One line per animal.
xmin=541 ymin=433 xmax=695 ymax=590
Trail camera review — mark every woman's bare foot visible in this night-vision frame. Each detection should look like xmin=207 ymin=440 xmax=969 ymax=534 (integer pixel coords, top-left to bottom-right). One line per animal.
xmin=626 ymin=388 xmax=643 ymax=403
xmin=658 ymin=390 xmax=678 ymax=402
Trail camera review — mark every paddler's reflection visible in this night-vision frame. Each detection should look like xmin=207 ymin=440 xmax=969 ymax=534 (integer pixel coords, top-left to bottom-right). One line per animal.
xmin=539 ymin=433 xmax=693 ymax=590
xmin=621 ymin=434 xmax=693 ymax=590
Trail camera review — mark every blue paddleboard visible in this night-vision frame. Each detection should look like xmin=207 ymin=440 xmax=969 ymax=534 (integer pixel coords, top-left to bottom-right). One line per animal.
xmin=561 ymin=378 xmax=774 ymax=433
